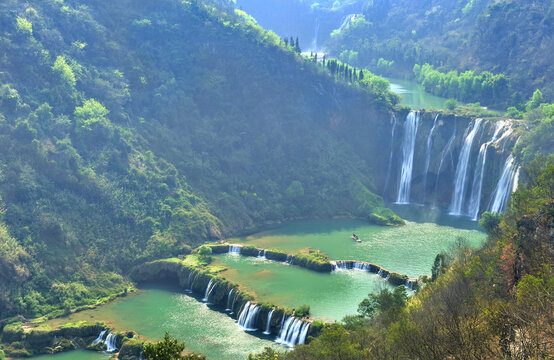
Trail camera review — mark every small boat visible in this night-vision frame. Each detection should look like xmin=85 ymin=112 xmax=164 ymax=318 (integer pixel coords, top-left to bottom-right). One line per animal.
xmin=351 ymin=233 xmax=361 ymax=242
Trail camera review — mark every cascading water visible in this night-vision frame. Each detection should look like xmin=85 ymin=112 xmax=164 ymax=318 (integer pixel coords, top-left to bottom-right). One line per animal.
xmin=105 ymin=333 xmax=117 ymax=353
xmin=396 ymin=112 xmax=420 ymax=204
xmin=276 ymin=317 xmax=309 ymax=348
xmin=449 ymin=119 xmax=483 ymax=215
xmin=91 ymin=330 xmax=106 ymax=345
xmin=488 ymin=155 xmax=519 ymax=214
xmin=202 ymin=279 xmax=215 ymax=303
xmin=422 ymin=114 xmax=439 ymax=202
xmin=257 ymin=250 xmax=263 ymax=258
xmin=383 ymin=114 xmax=397 ymax=195
xmin=286 ymin=255 xmax=293 ymax=264
xmin=467 ymin=122 xmax=506 ymax=220
xmin=434 ymin=122 xmax=457 ymax=205
xmin=237 ymin=302 xmax=260 ymax=331
xmin=263 ymin=310 xmax=274 ymax=335
xmin=225 ymin=289 xmax=234 ymax=311
xmin=228 ymin=245 xmax=242 ymax=254
xmin=311 ymin=17 xmax=320 ymax=51
xmin=229 ymin=291 xmax=238 ymax=314
xmin=298 ymin=322 xmax=310 ymax=345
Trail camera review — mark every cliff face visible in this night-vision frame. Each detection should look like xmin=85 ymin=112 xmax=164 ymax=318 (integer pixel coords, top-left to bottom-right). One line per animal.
xmin=382 ymin=111 xmax=520 ymax=217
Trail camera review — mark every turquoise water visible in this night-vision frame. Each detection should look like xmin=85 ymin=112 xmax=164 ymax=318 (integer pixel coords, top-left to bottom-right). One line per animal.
xmin=216 ymin=254 xmax=393 ymax=321
xmin=386 ymin=77 xmax=451 ymax=109
xmin=43 ymin=289 xmax=276 ymax=360
xmin=228 ymin=217 xmax=486 ymax=278
xmin=28 ymin=350 xmax=108 ymax=360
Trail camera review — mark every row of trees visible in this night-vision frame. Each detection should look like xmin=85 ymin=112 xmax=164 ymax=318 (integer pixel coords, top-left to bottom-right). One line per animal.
xmin=413 ymin=63 xmax=511 ymax=107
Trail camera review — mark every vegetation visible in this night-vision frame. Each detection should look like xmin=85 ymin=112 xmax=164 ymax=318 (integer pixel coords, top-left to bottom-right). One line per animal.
xmin=326 ymin=0 xmax=553 ymax=105
xmin=275 ymin=158 xmax=554 ymax=359
xmin=0 ymin=0 xmax=400 ymax=319
xmin=143 ymin=332 xmax=205 ymax=360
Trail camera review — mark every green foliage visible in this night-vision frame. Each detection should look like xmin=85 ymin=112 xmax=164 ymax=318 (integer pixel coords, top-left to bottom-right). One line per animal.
xmin=52 ymin=56 xmax=76 ymax=88
xmin=445 ymin=98 xmax=457 ymax=110
xmin=248 ymin=347 xmax=285 ymax=360
xmin=16 ymin=17 xmax=32 ymax=35
xmin=285 ymin=181 xmax=304 ymax=199
xmin=143 ymin=332 xmax=205 ymax=360
xmin=197 ymin=245 xmax=212 ymax=264
xmin=294 ymin=304 xmax=310 ymax=317
xmin=74 ymin=99 xmax=110 ymax=132
xmin=430 ymin=253 xmax=448 ymax=281
xmin=478 ymin=211 xmax=501 ymax=236
xmin=525 ymin=89 xmax=544 ymax=111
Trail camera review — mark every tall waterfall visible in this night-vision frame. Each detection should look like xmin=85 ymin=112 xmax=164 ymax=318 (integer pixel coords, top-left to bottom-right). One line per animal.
xmin=434 ymin=122 xmax=457 ymax=205
xmin=467 ymin=122 xmax=506 ymax=220
xmin=105 ymin=333 xmax=117 ymax=353
xmin=237 ymin=302 xmax=260 ymax=331
xmin=311 ymin=17 xmax=320 ymax=51
xmin=91 ymin=330 xmax=106 ymax=345
xmin=396 ymin=112 xmax=420 ymax=204
xmin=275 ymin=317 xmax=309 ymax=347
xmin=383 ymin=114 xmax=397 ymax=195
xmin=263 ymin=310 xmax=274 ymax=335
xmin=449 ymin=119 xmax=483 ymax=215
xmin=422 ymin=114 xmax=439 ymax=202
xmin=229 ymin=291 xmax=238 ymax=314
xmin=488 ymin=155 xmax=520 ymax=214
xmin=202 ymin=279 xmax=215 ymax=303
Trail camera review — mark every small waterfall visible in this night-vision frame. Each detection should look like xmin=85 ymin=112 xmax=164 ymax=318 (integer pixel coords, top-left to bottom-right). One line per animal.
xmin=229 ymin=290 xmax=238 ymax=314
xmin=225 ymin=289 xmax=234 ymax=311
xmin=237 ymin=302 xmax=260 ymax=331
xmin=434 ymin=122 xmax=457 ymax=204
xmin=467 ymin=122 xmax=505 ymax=220
xmin=286 ymin=255 xmax=293 ymax=264
xmin=263 ymin=310 xmax=274 ymax=335
xmin=105 ymin=333 xmax=117 ymax=353
xmin=311 ymin=17 xmax=320 ymax=51
xmin=91 ymin=330 xmax=106 ymax=345
xmin=298 ymin=322 xmax=310 ymax=345
xmin=385 ymin=274 xmax=390 ymax=281
xmin=377 ymin=269 xmax=384 ymax=277
xmin=277 ymin=318 xmax=308 ymax=348
xmin=383 ymin=114 xmax=397 ymax=195
xmin=228 ymin=245 xmax=242 ymax=254
xmin=422 ymin=114 xmax=439 ymax=202
xmin=202 ymin=279 xmax=215 ymax=302
xmin=396 ymin=112 xmax=420 ymax=204
xmin=488 ymin=155 xmax=519 ymax=214
xmin=263 ymin=249 xmax=267 ymax=258
xmin=449 ymin=119 xmax=483 ymax=215
xmin=257 ymin=250 xmax=263 ymax=257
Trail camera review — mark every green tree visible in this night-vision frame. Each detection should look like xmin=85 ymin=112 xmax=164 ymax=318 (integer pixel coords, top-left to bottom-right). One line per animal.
xmin=74 ymin=99 xmax=110 ymax=132
xmin=52 ymin=56 xmax=76 ymax=88
xmin=143 ymin=332 xmax=205 ymax=360
xmin=525 ymin=89 xmax=544 ymax=111
xmin=445 ymin=98 xmax=458 ymax=110
xmin=478 ymin=211 xmax=501 ymax=236
xmin=197 ymin=245 xmax=212 ymax=263
xmin=431 ymin=253 xmax=448 ymax=281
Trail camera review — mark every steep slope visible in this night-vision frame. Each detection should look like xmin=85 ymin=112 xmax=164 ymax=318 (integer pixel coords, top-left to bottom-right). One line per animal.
xmin=326 ymin=0 xmax=554 ymax=103
xmin=0 ymin=0 xmax=400 ymax=318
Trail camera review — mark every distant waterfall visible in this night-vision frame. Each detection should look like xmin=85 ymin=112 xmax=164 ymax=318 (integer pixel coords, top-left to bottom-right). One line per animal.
xmin=263 ymin=310 xmax=274 ymax=335
xmin=229 ymin=291 xmax=238 ymax=314
xmin=91 ymin=330 xmax=106 ymax=345
xmin=237 ymin=302 xmax=260 ymax=331
xmin=311 ymin=17 xmax=320 ymax=51
xmin=228 ymin=245 xmax=242 ymax=254
xmin=202 ymin=279 xmax=215 ymax=303
xmin=422 ymin=114 xmax=439 ymax=202
xmin=449 ymin=119 xmax=483 ymax=215
xmin=434 ymin=122 xmax=457 ymax=205
xmin=105 ymin=333 xmax=117 ymax=353
xmin=396 ymin=112 xmax=420 ymax=204
xmin=275 ymin=317 xmax=310 ymax=347
xmin=383 ymin=114 xmax=397 ymax=195
xmin=286 ymin=255 xmax=293 ymax=264
xmin=488 ymin=155 xmax=520 ymax=214
xmin=467 ymin=122 xmax=506 ymax=220
xmin=225 ymin=289 xmax=234 ymax=311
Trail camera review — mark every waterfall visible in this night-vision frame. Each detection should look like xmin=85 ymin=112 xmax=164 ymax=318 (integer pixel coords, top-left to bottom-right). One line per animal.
xmin=202 ymin=279 xmax=215 ymax=303
xmin=377 ymin=269 xmax=384 ymax=277
xmin=422 ymin=114 xmax=439 ymax=202
xmin=225 ymin=289 xmax=234 ymax=311
xmin=257 ymin=250 xmax=263 ymax=258
xmin=263 ymin=310 xmax=274 ymax=335
xmin=488 ymin=155 xmax=519 ymax=214
xmin=276 ymin=317 xmax=308 ymax=347
xmin=467 ymin=122 xmax=506 ymax=220
xmin=105 ymin=333 xmax=117 ymax=353
xmin=385 ymin=274 xmax=390 ymax=281
xmin=383 ymin=114 xmax=397 ymax=195
xmin=237 ymin=302 xmax=260 ymax=331
xmin=449 ymin=119 xmax=483 ymax=215
xmin=286 ymin=255 xmax=293 ymax=264
xmin=229 ymin=290 xmax=238 ymax=314
xmin=91 ymin=330 xmax=106 ymax=345
xmin=396 ymin=112 xmax=420 ymax=204
xmin=434 ymin=122 xmax=457 ymax=205
xmin=311 ymin=17 xmax=320 ymax=51
xmin=228 ymin=245 xmax=242 ymax=254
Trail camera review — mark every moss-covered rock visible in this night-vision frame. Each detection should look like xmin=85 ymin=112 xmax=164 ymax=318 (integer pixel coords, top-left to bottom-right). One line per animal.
xmin=241 ymin=245 xmax=260 ymax=257
xmin=264 ymin=250 xmax=288 ymax=262
xmin=388 ymin=272 xmax=409 ymax=286
xmin=51 ymin=338 xmax=76 ymax=353
xmin=118 ymin=338 xmax=143 ymax=360
xmin=208 ymin=244 xmax=229 ymax=254
xmin=1 ymin=323 xmax=24 ymax=344
xmin=292 ymin=252 xmax=333 ymax=273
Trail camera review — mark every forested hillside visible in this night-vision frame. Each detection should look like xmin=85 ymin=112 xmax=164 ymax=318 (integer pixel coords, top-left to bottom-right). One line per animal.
xmin=325 ymin=0 xmax=553 ymax=106
xmin=0 ymin=0 xmax=402 ymax=319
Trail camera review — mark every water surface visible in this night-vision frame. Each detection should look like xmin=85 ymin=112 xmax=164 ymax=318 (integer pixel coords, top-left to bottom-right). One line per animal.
xmin=386 ymin=77 xmax=450 ymax=109
xmin=30 ymin=351 xmax=108 ymax=360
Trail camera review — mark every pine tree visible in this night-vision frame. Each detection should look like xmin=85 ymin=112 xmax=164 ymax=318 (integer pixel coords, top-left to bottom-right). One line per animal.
xmin=295 ymin=37 xmax=300 ymax=53
xmin=284 ymin=37 xmax=289 ymax=47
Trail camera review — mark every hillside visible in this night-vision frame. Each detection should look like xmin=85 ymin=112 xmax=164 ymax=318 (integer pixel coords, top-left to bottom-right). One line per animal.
xmin=0 ymin=0 xmax=403 ymax=319
xmin=326 ymin=0 xmax=554 ymax=105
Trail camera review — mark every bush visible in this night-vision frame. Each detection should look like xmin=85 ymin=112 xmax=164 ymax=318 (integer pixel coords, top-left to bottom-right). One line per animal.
xmin=294 ymin=304 xmax=310 ymax=317
xmin=445 ymin=98 xmax=458 ymax=110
